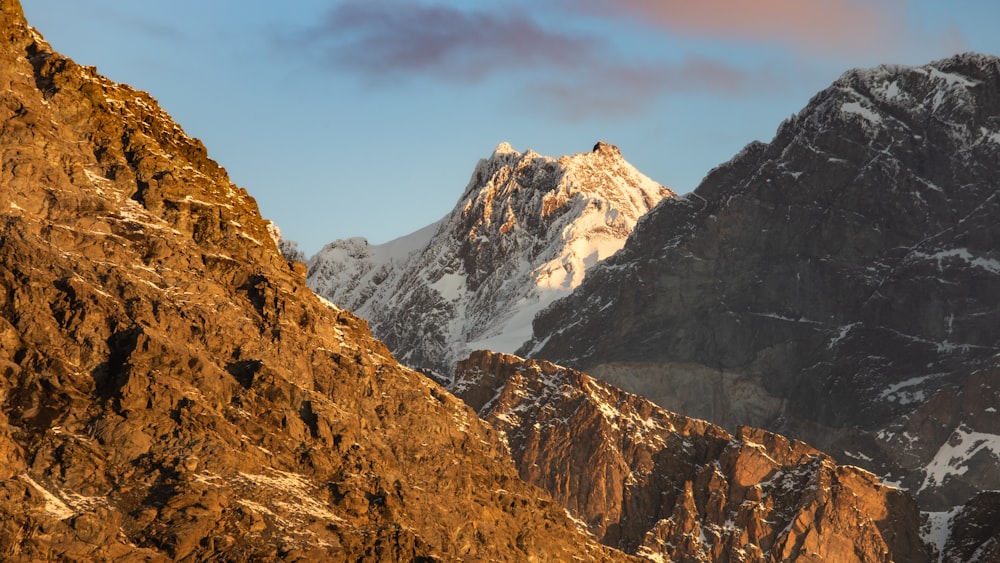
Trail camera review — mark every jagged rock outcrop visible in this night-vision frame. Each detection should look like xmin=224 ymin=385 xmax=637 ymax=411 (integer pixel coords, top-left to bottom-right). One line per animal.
xmin=520 ymin=54 xmax=1000 ymax=525
xmin=936 ymin=491 xmax=1000 ymax=563
xmin=0 ymin=3 xmax=630 ymax=560
xmin=308 ymin=141 xmax=672 ymax=381
xmin=453 ymin=351 xmax=930 ymax=562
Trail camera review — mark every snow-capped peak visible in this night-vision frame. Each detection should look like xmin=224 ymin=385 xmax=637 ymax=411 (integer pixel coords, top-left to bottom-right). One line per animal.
xmin=307 ymin=142 xmax=674 ymax=380
xmin=785 ymin=53 xmax=1000 ymax=151
xmin=492 ymin=141 xmax=519 ymax=157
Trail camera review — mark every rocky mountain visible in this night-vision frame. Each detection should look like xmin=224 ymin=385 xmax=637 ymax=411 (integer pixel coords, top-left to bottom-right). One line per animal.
xmin=933 ymin=491 xmax=1000 ymax=562
xmin=307 ymin=141 xmax=672 ymax=381
xmin=520 ymin=53 xmax=1000 ymax=547
xmin=452 ymin=350 xmax=931 ymax=562
xmin=0 ymin=2 xmax=630 ymax=560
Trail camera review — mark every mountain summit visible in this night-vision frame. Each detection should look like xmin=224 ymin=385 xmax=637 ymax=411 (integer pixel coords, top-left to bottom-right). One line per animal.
xmin=0 ymin=3 xmax=626 ymax=559
xmin=521 ymin=53 xmax=1000 ymax=548
xmin=308 ymin=141 xmax=672 ymax=380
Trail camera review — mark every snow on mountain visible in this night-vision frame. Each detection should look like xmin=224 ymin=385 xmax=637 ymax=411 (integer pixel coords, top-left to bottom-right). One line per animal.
xmin=265 ymin=220 xmax=306 ymax=263
xmin=307 ymin=141 xmax=673 ymax=380
xmin=306 ymin=221 xmax=440 ymax=311
xmin=520 ymin=53 xmax=1000 ymax=537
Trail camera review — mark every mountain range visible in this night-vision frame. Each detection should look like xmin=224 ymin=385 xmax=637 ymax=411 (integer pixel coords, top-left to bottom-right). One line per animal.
xmin=0 ymin=3 xmax=623 ymax=559
xmin=521 ymin=53 xmax=1000 ymax=518
xmin=453 ymin=350 xmax=929 ymax=561
xmin=2 ymin=0 xmax=999 ymax=559
xmin=307 ymin=141 xmax=671 ymax=381
xmin=308 ymin=52 xmax=1000 ymax=561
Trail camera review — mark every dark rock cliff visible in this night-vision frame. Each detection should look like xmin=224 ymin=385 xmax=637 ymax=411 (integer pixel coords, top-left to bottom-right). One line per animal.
xmin=522 ymin=54 xmax=1000 ymax=522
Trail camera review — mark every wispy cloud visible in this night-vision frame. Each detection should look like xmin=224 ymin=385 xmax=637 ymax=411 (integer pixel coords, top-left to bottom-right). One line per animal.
xmin=287 ymin=1 xmax=782 ymax=118
xmin=581 ymin=0 xmax=952 ymax=57
xmin=303 ymin=1 xmax=597 ymax=84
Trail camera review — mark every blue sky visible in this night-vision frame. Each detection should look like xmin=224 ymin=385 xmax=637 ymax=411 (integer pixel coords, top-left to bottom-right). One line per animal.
xmin=22 ymin=1 xmax=1000 ymax=255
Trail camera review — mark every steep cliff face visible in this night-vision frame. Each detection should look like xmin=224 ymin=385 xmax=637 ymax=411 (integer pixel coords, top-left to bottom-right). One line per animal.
xmin=933 ymin=491 xmax=1000 ymax=562
xmin=0 ymin=3 xmax=628 ymax=560
xmin=522 ymin=54 xmax=1000 ymax=517
xmin=453 ymin=351 xmax=930 ymax=562
xmin=308 ymin=141 xmax=672 ymax=380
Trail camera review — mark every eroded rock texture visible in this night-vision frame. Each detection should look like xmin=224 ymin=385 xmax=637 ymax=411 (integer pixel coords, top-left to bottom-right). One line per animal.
xmin=521 ymin=54 xmax=1000 ymax=522
xmin=454 ymin=351 xmax=930 ymax=562
xmin=0 ymin=3 xmax=628 ymax=560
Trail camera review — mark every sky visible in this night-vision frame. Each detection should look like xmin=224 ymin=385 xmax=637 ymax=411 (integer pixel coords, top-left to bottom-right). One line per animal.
xmin=21 ymin=1 xmax=1000 ymax=256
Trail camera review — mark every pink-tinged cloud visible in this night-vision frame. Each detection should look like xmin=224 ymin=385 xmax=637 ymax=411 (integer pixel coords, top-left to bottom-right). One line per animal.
xmin=308 ymin=1 xmax=598 ymax=83
xmin=289 ymin=2 xmax=790 ymax=120
xmin=584 ymin=0 xmax=907 ymax=55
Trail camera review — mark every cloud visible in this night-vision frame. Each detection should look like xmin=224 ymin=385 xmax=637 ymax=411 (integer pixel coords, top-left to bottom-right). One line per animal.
xmin=303 ymin=1 xmax=598 ymax=84
xmin=287 ymin=1 xmax=786 ymax=120
xmin=580 ymin=0 xmax=908 ymax=56
xmin=527 ymin=56 xmax=785 ymax=120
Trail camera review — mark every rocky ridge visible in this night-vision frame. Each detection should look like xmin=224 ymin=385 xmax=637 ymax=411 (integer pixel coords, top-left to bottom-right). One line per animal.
xmin=0 ymin=2 xmax=629 ymax=560
xmin=308 ymin=141 xmax=672 ymax=380
xmin=453 ymin=350 xmax=930 ymax=562
xmin=520 ymin=54 xmax=1000 ymax=556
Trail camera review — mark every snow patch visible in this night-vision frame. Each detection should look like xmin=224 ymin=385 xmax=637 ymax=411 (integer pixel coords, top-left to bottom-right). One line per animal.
xmin=316 ymin=294 xmax=342 ymax=312
xmin=921 ymin=507 xmax=961 ymax=557
xmin=841 ymin=101 xmax=883 ymax=126
xmin=844 ymin=450 xmax=873 ymax=462
xmin=879 ymin=373 xmax=943 ymax=405
xmin=874 ymin=80 xmax=903 ymax=101
xmin=750 ymin=312 xmax=823 ymax=325
xmin=430 ymin=271 xmax=467 ymax=302
xmin=980 ymin=127 xmax=1000 ymax=145
xmin=914 ymin=247 xmax=1000 ymax=274
xmin=19 ymin=474 xmax=75 ymax=520
xmin=467 ymin=291 xmax=558 ymax=355
xmin=928 ymin=67 xmax=979 ymax=88
xmin=920 ymin=425 xmax=1000 ymax=492
xmin=828 ymin=322 xmax=860 ymax=349
xmin=236 ymin=470 xmax=344 ymax=523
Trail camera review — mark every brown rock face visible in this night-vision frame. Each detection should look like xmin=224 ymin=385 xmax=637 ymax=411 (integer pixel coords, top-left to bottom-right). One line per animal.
xmin=0 ymin=3 xmax=629 ymax=561
xmin=454 ymin=350 xmax=930 ymax=562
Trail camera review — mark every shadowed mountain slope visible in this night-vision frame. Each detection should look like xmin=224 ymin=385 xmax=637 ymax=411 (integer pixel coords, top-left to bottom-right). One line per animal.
xmin=522 ymin=54 xmax=1000 ymax=523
